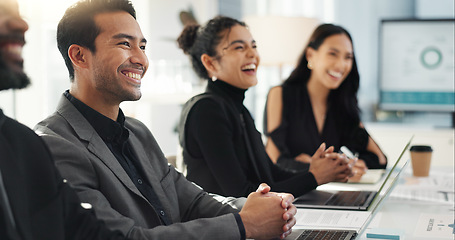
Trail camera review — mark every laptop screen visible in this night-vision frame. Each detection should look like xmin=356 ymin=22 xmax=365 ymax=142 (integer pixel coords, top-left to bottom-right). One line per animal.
xmin=367 ymin=136 xmax=413 ymax=210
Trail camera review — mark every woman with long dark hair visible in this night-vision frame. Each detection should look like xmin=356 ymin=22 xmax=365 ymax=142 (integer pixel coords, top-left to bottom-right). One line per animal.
xmin=265 ymin=24 xmax=387 ymax=176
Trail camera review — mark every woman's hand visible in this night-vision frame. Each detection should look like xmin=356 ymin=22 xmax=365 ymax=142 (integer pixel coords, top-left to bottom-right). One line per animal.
xmin=347 ymin=159 xmax=367 ymax=182
xmin=308 ymin=143 xmax=352 ymax=185
xmin=353 ymin=159 xmax=367 ymax=172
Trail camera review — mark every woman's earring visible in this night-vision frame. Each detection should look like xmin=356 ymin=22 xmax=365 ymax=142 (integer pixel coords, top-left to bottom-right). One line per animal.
xmin=211 ymin=76 xmax=217 ymax=82
xmin=307 ymin=61 xmax=313 ymax=70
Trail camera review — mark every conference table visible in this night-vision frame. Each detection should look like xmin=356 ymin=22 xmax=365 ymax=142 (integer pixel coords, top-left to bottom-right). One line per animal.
xmin=358 ymin=124 xmax=453 ymax=239
xmin=358 ymin=166 xmax=454 ymax=239
xmin=294 ymin=164 xmax=454 ymax=240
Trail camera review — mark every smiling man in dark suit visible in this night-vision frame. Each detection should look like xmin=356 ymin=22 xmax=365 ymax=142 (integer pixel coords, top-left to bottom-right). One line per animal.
xmin=34 ymin=0 xmax=297 ymax=239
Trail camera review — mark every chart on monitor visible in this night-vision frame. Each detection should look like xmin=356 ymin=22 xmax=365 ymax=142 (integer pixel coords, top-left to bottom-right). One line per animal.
xmin=379 ymin=19 xmax=454 ymax=113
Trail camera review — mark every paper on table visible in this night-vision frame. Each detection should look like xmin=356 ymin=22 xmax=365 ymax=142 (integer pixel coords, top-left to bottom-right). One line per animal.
xmin=390 ymin=188 xmax=454 ymax=203
xmin=348 ymin=169 xmax=385 ymax=184
xmin=390 ymin=172 xmax=455 ymax=203
xmin=400 ymin=172 xmax=454 ymax=192
xmin=294 ymin=209 xmax=370 ymax=230
xmin=414 ymin=214 xmax=455 ymax=239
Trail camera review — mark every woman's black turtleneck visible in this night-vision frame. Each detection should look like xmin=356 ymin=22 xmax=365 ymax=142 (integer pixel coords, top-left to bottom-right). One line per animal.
xmin=179 ymin=79 xmax=318 ymax=198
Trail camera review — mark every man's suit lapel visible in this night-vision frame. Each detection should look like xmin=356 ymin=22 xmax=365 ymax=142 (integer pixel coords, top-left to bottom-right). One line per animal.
xmin=126 ymin=129 xmax=174 ymax=221
xmin=56 ymin=96 xmax=146 ymax=200
xmin=127 ymin=131 xmax=162 ymax=192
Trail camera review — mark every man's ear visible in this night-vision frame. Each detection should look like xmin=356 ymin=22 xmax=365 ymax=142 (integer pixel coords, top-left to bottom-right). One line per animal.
xmin=68 ymin=44 xmax=90 ymax=70
xmin=201 ymin=53 xmax=218 ymax=76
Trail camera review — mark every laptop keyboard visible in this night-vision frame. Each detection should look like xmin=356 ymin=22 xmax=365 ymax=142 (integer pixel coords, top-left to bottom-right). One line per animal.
xmin=325 ymin=191 xmax=371 ymax=206
xmin=296 ymin=230 xmax=357 ymax=240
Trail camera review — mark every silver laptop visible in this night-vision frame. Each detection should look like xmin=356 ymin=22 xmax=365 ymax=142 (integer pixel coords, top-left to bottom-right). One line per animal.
xmin=293 ymin=137 xmax=413 ymax=211
xmin=283 ymin=228 xmax=358 ymax=240
xmin=284 ymin=138 xmax=412 ymax=240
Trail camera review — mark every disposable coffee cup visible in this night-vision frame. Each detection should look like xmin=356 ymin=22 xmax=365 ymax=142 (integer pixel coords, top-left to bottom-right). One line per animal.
xmin=409 ymin=145 xmax=433 ymax=177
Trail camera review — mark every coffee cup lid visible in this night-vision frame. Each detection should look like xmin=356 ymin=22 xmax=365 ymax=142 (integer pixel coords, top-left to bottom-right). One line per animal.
xmin=410 ymin=145 xmax=433 ymax=152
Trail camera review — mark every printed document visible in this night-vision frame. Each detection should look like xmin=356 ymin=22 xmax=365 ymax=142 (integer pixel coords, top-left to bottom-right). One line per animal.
xmin=390 ymin=171 xmax=454 ymax=203
xmin=294 ymin=209 xmax=370 ymax=230
xmin=414 ymin=214 xmax=455 ymax=239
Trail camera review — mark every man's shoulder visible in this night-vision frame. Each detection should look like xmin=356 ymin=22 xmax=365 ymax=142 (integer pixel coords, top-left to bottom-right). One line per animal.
xmin=1 ymin=112 xmax=55 ymax=169
xmin=35 ymin=111 xmax=69 ymax=137
xmin=124 ymin=116 xmax=152 ymax=137
xmin=125 ymin=114 xmax=169 ymax=146
xmin=124 ymin=116 xmax=147 ymax=128
xmin=1 ymin=111 xmax=43 ymax=144
xmin=34 ymin=106 xmax=86 ymax=151
xmin=34 ymin=95 xmax=75 ymax=132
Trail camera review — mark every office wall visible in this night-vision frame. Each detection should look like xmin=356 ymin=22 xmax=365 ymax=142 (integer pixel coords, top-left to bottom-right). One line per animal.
xmin=416 ymin=0 xmax=455 ymax=18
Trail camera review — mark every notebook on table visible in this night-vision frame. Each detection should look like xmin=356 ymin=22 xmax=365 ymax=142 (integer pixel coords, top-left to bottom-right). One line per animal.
xmin=284 ymin=137 xmax=412 ymax=240
xmin=293 ymin=136 xmax=413 ymax=211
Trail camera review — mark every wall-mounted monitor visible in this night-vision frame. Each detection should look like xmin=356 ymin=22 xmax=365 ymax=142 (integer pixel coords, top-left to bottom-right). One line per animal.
xmin=379 ymin=19 xmax=454 ymax=112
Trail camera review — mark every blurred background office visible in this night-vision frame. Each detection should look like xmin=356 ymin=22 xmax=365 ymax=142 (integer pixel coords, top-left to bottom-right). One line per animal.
xmin=0 ymin=0 xmax=453 ymax=159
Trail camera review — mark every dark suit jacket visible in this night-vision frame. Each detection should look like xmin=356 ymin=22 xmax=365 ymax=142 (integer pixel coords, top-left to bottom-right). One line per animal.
xmin=34 ymin=95 xmax=246 ymax=240
xmin=0 ymin=109 xmax=124 ymax=240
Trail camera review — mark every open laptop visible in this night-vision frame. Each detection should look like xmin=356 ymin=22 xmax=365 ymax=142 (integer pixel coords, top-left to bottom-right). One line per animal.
xmin=283 ymin=138 xmax=412 ymax=240
xmin=293 ymin=136 xmax=413 ymax=211
xmin=283 ymin=228 xmax=358 ymax=240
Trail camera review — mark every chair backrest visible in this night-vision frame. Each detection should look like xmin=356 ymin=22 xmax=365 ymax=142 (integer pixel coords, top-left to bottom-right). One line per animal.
xmin=175 ymin=144 xmax=187 ymax=176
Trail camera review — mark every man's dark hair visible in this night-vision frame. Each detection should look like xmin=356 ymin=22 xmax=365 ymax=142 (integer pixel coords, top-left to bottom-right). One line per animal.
xmin=57 ymin=0 xmax=136 ymax=81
